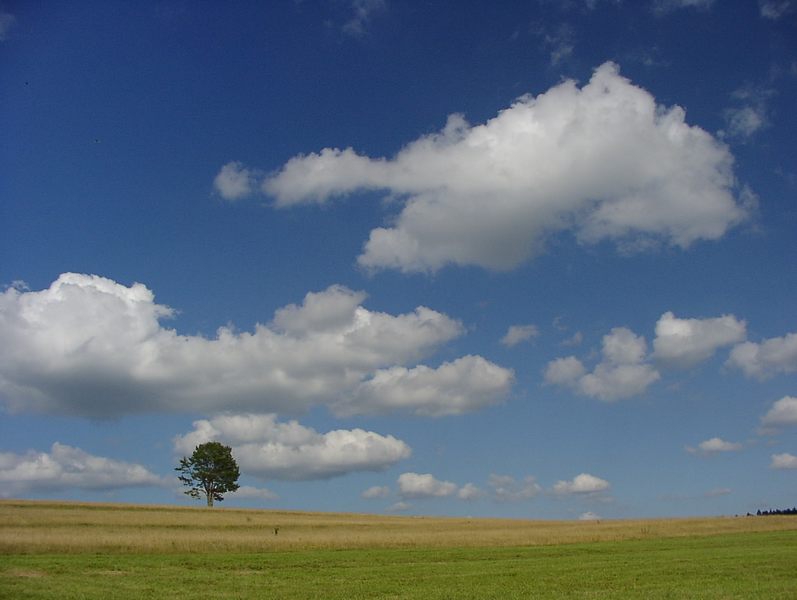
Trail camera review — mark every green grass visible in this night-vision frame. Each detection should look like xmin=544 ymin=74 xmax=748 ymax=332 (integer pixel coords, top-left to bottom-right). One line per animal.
xmin=3 ymin=530 xmax=796 ymax=599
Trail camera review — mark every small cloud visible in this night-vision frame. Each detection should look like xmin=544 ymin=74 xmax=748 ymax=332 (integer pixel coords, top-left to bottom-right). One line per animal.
xmin=771 ymin=453 xmax=797 ymax=469
xmin=686 ymin=437 xmax=743 ymax=455
xmin=229 ymin=485 xmax=278 ymax=501
xmin=653 ymin=0 xmax=716 ymax=15
xmin=579 ymin=511 xmax=601 ymax=520
xmin=724 ymin=107 xmax=767 ymax=139
xmin=721 ymin=87 xmax=774 ymax=141
xmin=342 ymin=0 xmax=386 ymax=37
xmin=532 ymin=22 xmax=575 ymax=66
xmin=704 ymin=487 xmax=732 ymax=497
xmin=552 ymin=473 xmax=610 ymax=495
xmin=488 ymin=474 xmax=541 ymax=502
xmin=625 ymin=46 xmax=670 ymax=69
xmin=760 ymin=397 xmax=797 ymax=433
xmin=214 ymin=161 xmax=259 ymax=201
xmin=362 ymin=485 xmax=391 ymax=499
xmin=759 ymin=0 xmax=795 ymax=19
xmin=501 ymin=324 xmax=539 ymax=347
xmin=457 ymin=483 xmax=484 ymax=501
xmin=727 ymin=333 xmax=797 ymax=379
xmin=544 ymin=356 xmax=587 ymax=385
xmin=552 ymin=316 xmax=583 ymax=347
xmin=0 ymin=9 xmax=15 ymax=41
xmin=561 ymin=331 xmax=583 ymax=347
xmin=386 ymin=500 xmax=411 ymax=512
xmin=397 ymin=472 xmax=457 ymax=499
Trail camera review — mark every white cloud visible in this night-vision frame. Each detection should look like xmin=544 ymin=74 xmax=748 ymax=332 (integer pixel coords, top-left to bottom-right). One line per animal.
xmin=602 ymin=327 xmax=647 ymax=364
xmin=653 ymin=0 xmax=716 ymax=14
xmin=0 ymin=273 xmax=508 ymax=418
xmin=342 ymin=0 xmax=386 ymax=37
xmin=561 ymin=331 xmax=584 ymax=347
xmin=686 ymin=437 xmax=743 ymax=455
xmin=771 ymin=453 xmax=797 ymax=470
xmin=386 ymin=500 xmax=411 ymax=512
xmin=262 ymin=62 xmax=747 ymax=273
xmin=553 ymin=473 xmax=610 ymax=494
xmin=544 ymin=356 xmax=587 ymax=385
xmin=760 ymin=396 xmax=797 ymax=428
xmin=759 ymin=0 xmax=794 ymax=19
xmin=545 ymin=327 xmax=659 ymax=401
xmin=727 ymin=333 xmax=797 ymax=380
xmin=501 ymin=324 xmax=539 ymax=347
xmin=652 ymin=312 xmax=746 ymax=368
xmin=0 ymin=10 xmax=15 ymax=41
xmin=362 ymin=485 xmax=391 ymax=499
xmin=0 ymin=443 xmax=166 ymax=497
xmin=704 ymin=487 xmax=732 ymax=497
xmin=397 ymin=472 xmax=457 ymax=498
xmin=698 ymin=438 xmax=743 ymax=453
xmin=579 ymin=511 xmax=601 ymax=520
xmin=174 ymin=414 xmax=411 ymax=481
xmin=488 ymin=474 xmax=541 ymax=502
xmin=229 ymin=485 xmax=278 ymax=501
xmin=214 ymin=161 xmax=257 ymax=201
xmin=724 ymin=107 xmax=766 ymax=139
xmin=533 ymin=23 xmax=575 ymax=66
xmin=339 ymin=356 xmax=514 ymax=417
xmin=457 ymin=483 xmax=484 ymax=501
xmin=722 ymin=87 xmax=774 ymax=141
xmin=578 ymin=362 xmax=660 ymax=400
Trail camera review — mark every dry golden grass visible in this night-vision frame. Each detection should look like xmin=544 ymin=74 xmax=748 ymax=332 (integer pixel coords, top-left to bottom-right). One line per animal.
xmin=2 ymin=499 xmax=796 ymax=554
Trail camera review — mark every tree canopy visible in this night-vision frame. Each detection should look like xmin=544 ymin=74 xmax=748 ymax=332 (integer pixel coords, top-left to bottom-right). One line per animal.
xmin=176 ymin=441 xmax=240 ymax=507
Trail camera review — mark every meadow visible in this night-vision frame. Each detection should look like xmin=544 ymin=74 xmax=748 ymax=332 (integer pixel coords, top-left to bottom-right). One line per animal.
xmin=2 ymin=500 xmax=796 ymax=598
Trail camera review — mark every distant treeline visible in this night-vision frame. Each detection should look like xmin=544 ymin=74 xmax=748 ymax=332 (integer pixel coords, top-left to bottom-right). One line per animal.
xmin=748 ymin=508 xmax=797 ymax=516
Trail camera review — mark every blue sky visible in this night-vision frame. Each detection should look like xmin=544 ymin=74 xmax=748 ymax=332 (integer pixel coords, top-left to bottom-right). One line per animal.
xmin=1 ymin=0 xmax=796 ymax=520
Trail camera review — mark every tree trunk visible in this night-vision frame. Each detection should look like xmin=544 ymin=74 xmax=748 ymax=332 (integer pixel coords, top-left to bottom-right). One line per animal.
xmin=206 ymin=483 xmax=214 ymax=507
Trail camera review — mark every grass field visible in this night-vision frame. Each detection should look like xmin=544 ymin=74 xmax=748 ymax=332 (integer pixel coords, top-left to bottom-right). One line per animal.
xmin=2 ymin=500 xmax=796 ymax=598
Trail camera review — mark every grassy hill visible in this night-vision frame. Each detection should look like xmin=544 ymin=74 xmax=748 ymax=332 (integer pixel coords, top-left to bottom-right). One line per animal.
xmin=2 ymin=500 xmax=796 ymax=598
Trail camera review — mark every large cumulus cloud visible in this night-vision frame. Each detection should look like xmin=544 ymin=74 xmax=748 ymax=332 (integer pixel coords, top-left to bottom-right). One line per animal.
xmin=173 ymin=414 xmax=410 ymax=480
xmin=255 ymin=62 xmax=748 ymax=272
xmin=0 ymin=443 xmax=167 ymax=497
xmin=652 ymin=312 xmax=746 ymax=368
xmin=337 ymin=355 xmax=514 ymax=417
xmin=727 ymin=332 xmax=797 ymax=379
xmin=545 ymin=311 xmax=756 ymax=400
xmin=545 ymin=327 xmax=660 ymax=401
xmin=0 ymin=273 xmax=511 ymax=417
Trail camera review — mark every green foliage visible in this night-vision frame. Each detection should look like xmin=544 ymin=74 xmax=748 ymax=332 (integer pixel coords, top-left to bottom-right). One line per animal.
xmin=176 ymin=442 xmax=240 ymax=507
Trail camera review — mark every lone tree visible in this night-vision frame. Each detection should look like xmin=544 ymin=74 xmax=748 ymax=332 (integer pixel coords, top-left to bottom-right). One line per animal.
xmin=176 ymin=441 xmax=240 ymax=507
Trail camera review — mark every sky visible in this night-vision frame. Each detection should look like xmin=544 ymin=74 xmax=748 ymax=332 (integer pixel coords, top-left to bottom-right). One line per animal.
xmin=1 ymin=0 xmax=796 ymax=520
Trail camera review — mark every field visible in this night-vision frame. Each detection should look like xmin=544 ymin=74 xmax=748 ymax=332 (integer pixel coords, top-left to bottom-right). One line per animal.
xmin=2 ymin=500 xmax=796 ymax=598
